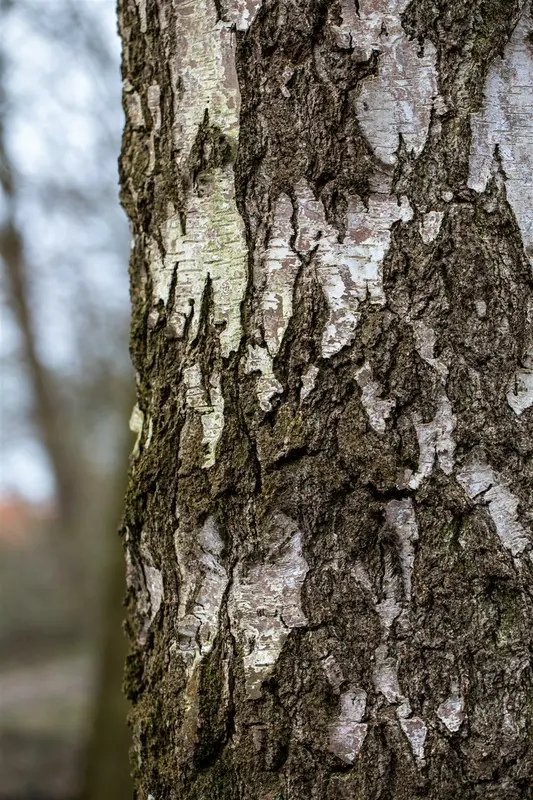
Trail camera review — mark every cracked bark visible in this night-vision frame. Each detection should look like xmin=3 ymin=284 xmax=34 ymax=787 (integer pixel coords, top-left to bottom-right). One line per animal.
xmin=118 ymin=1 xmax=533 ymax=798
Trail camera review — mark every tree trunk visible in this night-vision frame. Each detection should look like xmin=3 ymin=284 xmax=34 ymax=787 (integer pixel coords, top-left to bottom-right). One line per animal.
xmin=118 ymin=1 xmax=533 ymax=798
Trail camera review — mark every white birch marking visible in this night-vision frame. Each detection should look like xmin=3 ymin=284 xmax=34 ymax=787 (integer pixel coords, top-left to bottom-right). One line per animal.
xmin=398 ymin=714 xmax=428 ymax=764
xmin=173 ymin=516 xmax=229 ymax=747
xmin=257 ymin=182 xmax=413 ymax=374
xmin=468 ymin=3 xmax=533 ymax=267
xmin=150 ymin=170 xmax=248 ymax=357
xmin=147 ymin=1 xmax=247 ymax=357
xmin=147 ymin=84 xmax=161 ymax=130
xmin=419 ymin=210 xmax=445 ymax=244
xmin=321 ymin=654 xmax=345 ymax=692
xmin=174 ymin=516 xmax=228 ymax=672
xmin=370 ymin=500 xmax=427 ymax=764
xmin=300 ymin=365 xmax=319 ymax=401
xmin=297 ymin=185 xmax=413 ymax=357
xmin=333 ymin=0 xmax=439 ymax=165
xmin=171 ymin=4 xmax=239 ymax=166
xmin=373 ymin=644 xmax=402 ymax=702
xmin=506 ymin=298 xmax=533 ymax=416
xmin=252 ymin=178 xmax=413 ymax=407
xmin=129 ymin=403 xmax=144 ymax=460
xmin=124 ymin=83 xmax=144 ymax=129
xmin=245 ymin=344 xmax=284 ymax=412
xmin=467 ymin=2 xmax=533 ymax=417
xmin=134 ymin=0 xmax=147 ymax=33
xmin=183 ymin=364 xmax=224 ymax=468
xmin=228 ymin=514 xmax=308 ymax=700
xmin=457 ymin=459 xmax=531 ymax=556
xmin=329 ymin=689 xmax=369 ymax=764
xmin=412 ymin=321 xmax=448 ymax=378
xmin=408 ymin=396 xmax=457 ymax=489
xmin=356 ymin=361 xmax=395 ymax=433
xmin=507 ymin=347 xmax=533 ymax=415
xmin=223 ymin=0 xmax=263 ymax=31
xmin=437 ymin=683 xmax=466 ymax=733
xmin=374 ymin=553 xmax=403 ymax=631
xmin=385 ymin=498 xmax=419 ymax=604
xmin=138 ymin=532 xmax=164 ymax=646
xmin=260 ymin=194 xmax=300 ymax=357
xmin=370 ymin=501 xmax=418 ymax=634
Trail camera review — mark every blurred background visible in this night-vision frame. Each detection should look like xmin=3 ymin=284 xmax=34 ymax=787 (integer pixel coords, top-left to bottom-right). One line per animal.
xmin=0 ymin=0 xmax=133 ymax=797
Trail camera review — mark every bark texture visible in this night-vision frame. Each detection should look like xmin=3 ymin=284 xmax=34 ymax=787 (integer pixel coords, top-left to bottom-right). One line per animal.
xmin=118 ymin=1 xmax=533 ymax=798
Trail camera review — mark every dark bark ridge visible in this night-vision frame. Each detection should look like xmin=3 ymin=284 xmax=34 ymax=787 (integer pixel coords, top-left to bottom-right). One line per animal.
xmin=118 ymin=1 xmax=533 ymax=798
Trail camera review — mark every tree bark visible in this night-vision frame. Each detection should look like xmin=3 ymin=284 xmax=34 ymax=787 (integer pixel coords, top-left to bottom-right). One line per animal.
xmin=118 ymin=1 xmax=533 ymax=798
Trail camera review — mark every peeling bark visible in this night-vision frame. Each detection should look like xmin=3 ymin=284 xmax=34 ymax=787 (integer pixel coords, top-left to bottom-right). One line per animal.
xmin=119 ymin=0 xmax=533 ymax=797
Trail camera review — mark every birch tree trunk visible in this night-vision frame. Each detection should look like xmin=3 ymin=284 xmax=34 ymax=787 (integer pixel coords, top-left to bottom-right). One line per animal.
xmin=118 ymin=1 xmax=533 ymax=797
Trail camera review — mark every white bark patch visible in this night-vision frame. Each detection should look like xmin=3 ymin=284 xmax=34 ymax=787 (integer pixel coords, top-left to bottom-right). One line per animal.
xmin=223 ymin=0 xmax=263 ymax=31
xmin=468 ymin=3 xmax=533 ymax=266
xmin=173 ymin=516 xmax=228 ymax=748
xmin=370 ymin=500 xmax=427 ymax=764
xmin=412 ymin=321 xmax=448 ymax=378
xmin=507 ymin=305 xmax=533 ymax=415
xmin=172 ymin=5 xmax=239 ymax=165
xmin=398 ymin=715 xmax=428 ymax=764
xmin=419 ymin=210 xmax=445 ymax=244
xmin=329 ymin=689 xmax=368 ymax=764
xmin=146 ymin=84 xmax=161 ymax=174
xmin=255 ymin=183 xmax=413 ymax=369
xmin=408 ymin=396 xmax=456 ymax=489
xmin=356 ymin=361 xmax=395 ymax=433
xmin=144 ymin=565 xmax=163 ymax=625
xmin=457 ymin=459 xmax=530 ymax=556
xmin=145 ymin=2 xmax=248 ymax=355
xmin=373 ymin=500 xmax=418 ymax=631
xmin=437 ymin=686 xmax=466 ymax=733
xmin=146 ymin=84 xmax=161 ymax=130
xmin=183 ymin=364 xmax=224 ymax=468
xmin=150 ymin=169 xmax=248 ymax=356
xmin=124 ymin=83 xmax=144 ymax=129
xmin=134 ymin=0 xmax=147 ymax=33
xmin=333 ymin=0 xmax=439 ymax=165
xmin=228 ymin=514 xmax=308 ymax=699
xmin=261 ymin=193 xmax=300 ymax=357
xmin=321 ymin=654 xmax=345 ymax=692
xmin=375 ymin=552 xmax=403 ymax=631
xmin=475 ymin=300 xmax=487 ymax=318
xmin=373 ymin=643 xmax=402 ymax=702
xmin=138 ymin=534 xmax=164 ymax=646
xmin=129 ymin=403 xmax=144 ymax=460
xmin=245 ymin=344 xmax=284 ymax=411
xmin=507 ymin=354 xmax=533 ymax=414
xmin=174 ymin=516 xmax=228 ymax=673
xmin=292 ymin=183 xmax=412 ymax=357
xmin=385 ymin=498 xmax=419 ymax=604
xmin=300 ymin=365 xmax=319 ymax=401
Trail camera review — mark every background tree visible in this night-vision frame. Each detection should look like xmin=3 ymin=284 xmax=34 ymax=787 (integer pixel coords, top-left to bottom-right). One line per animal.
xmin=0 ymin=1 xmax=132 ymax=796
xmin=119 ymin=0 xmax=533 ymax=797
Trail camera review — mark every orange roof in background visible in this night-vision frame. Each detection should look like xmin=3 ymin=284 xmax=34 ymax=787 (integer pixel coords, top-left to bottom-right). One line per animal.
xmin=0 ymin=496 xmax=55 ymax=545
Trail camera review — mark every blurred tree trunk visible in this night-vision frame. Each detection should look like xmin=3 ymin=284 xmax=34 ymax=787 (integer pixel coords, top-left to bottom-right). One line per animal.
xmin=0 ymin=57 xmax=80 ymax=531
xmin=118 ymin=1 xmax=533 ymax=798
xmin=78 ymin=393 xmax=135 ymax=800
xmin=79 ymin=489 xmax=132 ymax=800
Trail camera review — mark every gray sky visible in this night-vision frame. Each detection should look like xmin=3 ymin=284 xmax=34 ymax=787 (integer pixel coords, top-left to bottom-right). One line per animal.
xmin=0 ymin=0 xmax=130 ymax=502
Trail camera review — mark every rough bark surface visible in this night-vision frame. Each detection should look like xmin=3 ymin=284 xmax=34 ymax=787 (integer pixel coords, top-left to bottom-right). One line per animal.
xmin=118 ymin=1 xmax=533 ymax=798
